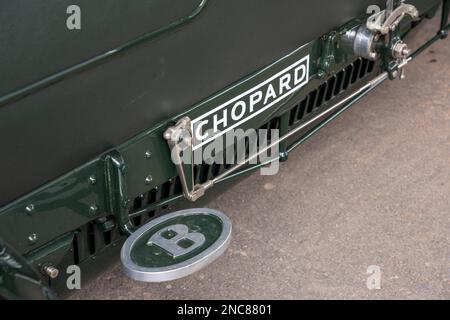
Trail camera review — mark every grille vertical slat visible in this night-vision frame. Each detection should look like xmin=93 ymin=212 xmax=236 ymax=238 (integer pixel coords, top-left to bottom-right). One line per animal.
xmin=325 ymin=76 xmax=336 ymax=102
xmin=72 ymin=234 xmax=80 ymax=265
xmin=359 ymin=58 xmax=369 ymax=78
xmin=289 ymin=105 xmax=298 ymax=126
xmin=297 ymin=97 xmax=307 ymax=121
xmin=351 ymin=59 xmax=361 ymax=84
xmin=334 ymin=70 xmax=344 ymax=95
xmin=342 ymin=64 xmax=353 ymax=90
xmin=87 ymin=223 xmax=96 ymax=255
xmin=367 ymin=60 xmax=375 ymax=73
xmin=307 ymin=90 xmax=317 ymax=113
xmin=316 ymin=82 xmax=327 ymax=107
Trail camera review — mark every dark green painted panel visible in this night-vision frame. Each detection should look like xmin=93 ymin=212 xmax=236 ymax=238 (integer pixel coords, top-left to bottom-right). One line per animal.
xmin=0 ymin=0 xmax=396 ymax=206
xmin=0 ymin=0 xmax=204 ymax=96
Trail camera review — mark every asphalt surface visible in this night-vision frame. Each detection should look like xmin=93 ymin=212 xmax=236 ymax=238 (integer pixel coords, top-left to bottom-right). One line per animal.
xmin=72 ymin=15 xmax=449 ymax=300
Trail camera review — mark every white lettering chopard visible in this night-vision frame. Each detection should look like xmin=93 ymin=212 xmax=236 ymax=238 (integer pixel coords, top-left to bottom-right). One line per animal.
xmin=191 ymin=55 xmax=309 ymax=150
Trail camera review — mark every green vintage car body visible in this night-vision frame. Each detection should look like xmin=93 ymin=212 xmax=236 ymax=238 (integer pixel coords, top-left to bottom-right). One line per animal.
xmin=0 ymin=0 xmax=448 ymax=299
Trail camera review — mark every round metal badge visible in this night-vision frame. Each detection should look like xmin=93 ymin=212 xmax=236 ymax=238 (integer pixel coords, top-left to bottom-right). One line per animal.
xmin=120 ymin=208 xmax=232 ymax=282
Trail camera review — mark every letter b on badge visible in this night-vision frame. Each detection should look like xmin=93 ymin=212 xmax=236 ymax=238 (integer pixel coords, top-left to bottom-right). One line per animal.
xmin=147 ymin=224 xmax=205 ymax=258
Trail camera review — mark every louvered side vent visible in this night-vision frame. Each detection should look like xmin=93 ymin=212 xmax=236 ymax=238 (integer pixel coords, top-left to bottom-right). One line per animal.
xmin=288 ymin=58 xmax=375 ymax=128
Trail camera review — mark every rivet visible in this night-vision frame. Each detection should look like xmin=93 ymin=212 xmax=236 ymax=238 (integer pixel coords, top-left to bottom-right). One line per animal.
xmin=89 ymin=176 xmax=97 ymax=185
xmin=122 ymin=199 xmax=131 ymax=208
xmin=25 ymin=204 xmax=35 ymax=215
xmin=28 ymin=233 xmax=38 ymax=245
xmin=89 ymin=205 xmax=98 ymax=215
xmin=163 ymin=131 xmax=172 ymax=140
xmin=145 ymin=175 xmax=153 ymax=185
xmin=144 ymin=151 xmax=152 ymax=159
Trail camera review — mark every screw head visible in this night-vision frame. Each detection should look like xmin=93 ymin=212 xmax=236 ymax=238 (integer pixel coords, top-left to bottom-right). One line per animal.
xmin=145 ymin=175 xmax=153 ymax=185
xmin=25 ymin=204 xmax=35 ymax=215
xmin=89 ymin=205 xmax=98 ymax=215
xmin=163 ymin=130 xmax=172 ymax=140
xmin=89 ymin=176 xmax=97 ymax=185
xmin=402 ymin=47 xmax=410 ymax=57
xmin=391 ymin=70 xmax=398 ymax=78
xmin=144 ymin=151 xmax=152 ymax=159
xmin=122 ymin=199 xmax=131 ymax=208
xmin=28 ymin=233 xmax=38 ymax=245
xmin=369 ymin=52 xmax=378 ymax=60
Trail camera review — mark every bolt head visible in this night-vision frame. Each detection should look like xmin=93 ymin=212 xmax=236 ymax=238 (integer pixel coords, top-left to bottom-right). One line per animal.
xmin=89 ymin=176 xmax=97 ymax=185
xmin=25 ymin=204 xmax=35 ymax=215
xmin=369 ymin=52 xmax=378 ymax=60
xmin=402 ymin=48 xmax=410 ymax=57
xmin=89 ymin=205 xmax=98 ymax=215
xmin=163 ymin=131 xmax=172 ymax=140
xmin=144 ymin=151 xmax=152 ymax=159
xmin=391 ymin=70 xmax=399 ymax=78
xmin=28 ymin=233 xmax=38 ymax=244
xmin=145 ymin=175 xmax=153 ymax=185
xmin=122 ymin=199 xmax=131 ymax=208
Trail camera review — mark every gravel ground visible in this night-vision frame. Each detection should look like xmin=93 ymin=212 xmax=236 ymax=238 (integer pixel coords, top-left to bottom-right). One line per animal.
xmin=71 ymin=13 xmax=450 ymax=300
